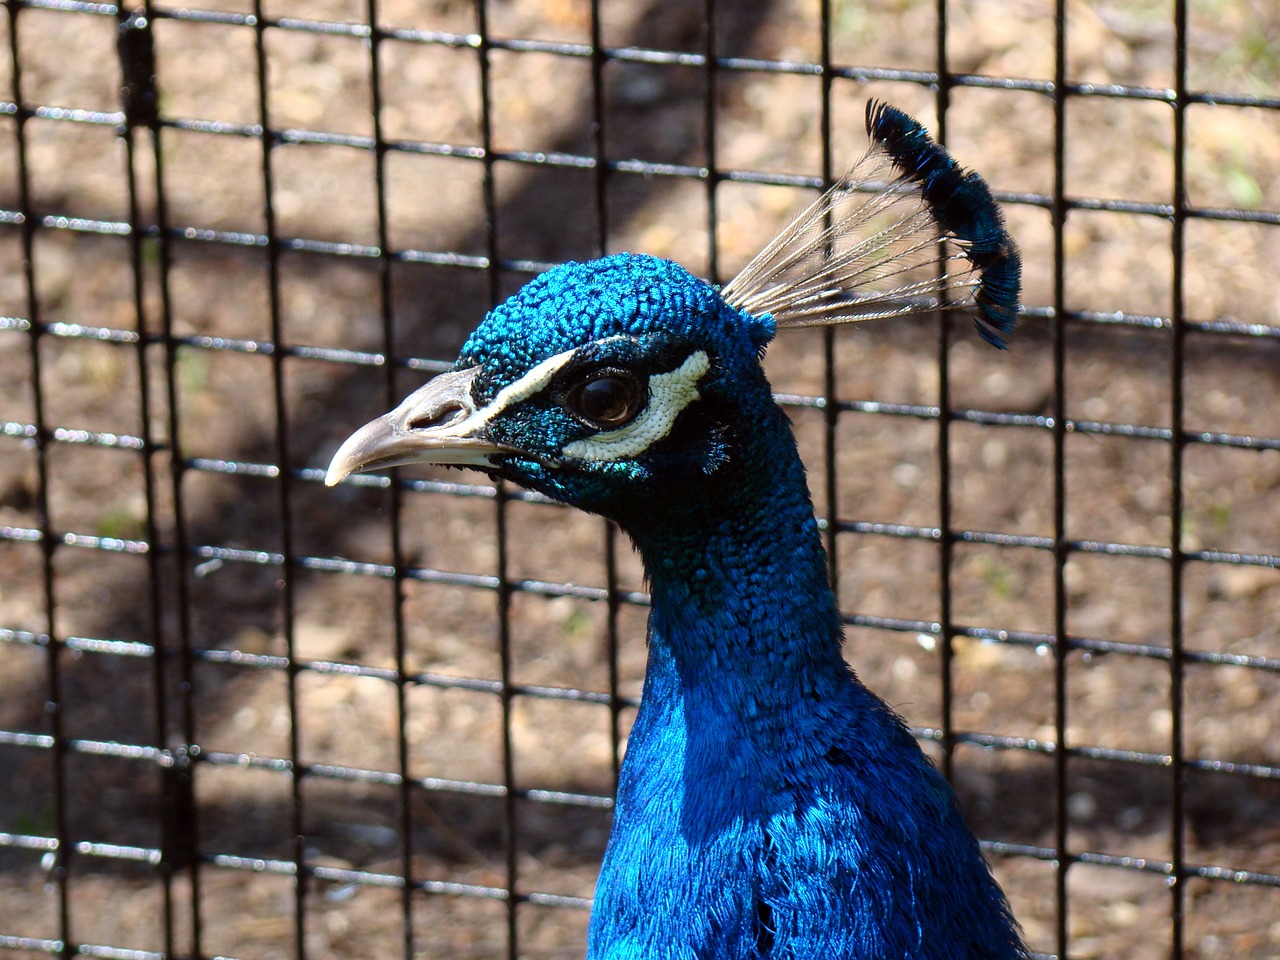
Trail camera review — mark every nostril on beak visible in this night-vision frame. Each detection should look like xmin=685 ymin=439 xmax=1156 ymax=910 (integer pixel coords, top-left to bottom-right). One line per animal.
xmin=407 ymin=400 xmax=467 ymax=432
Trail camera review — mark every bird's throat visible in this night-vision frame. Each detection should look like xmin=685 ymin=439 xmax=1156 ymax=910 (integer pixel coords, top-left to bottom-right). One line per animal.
xmin=621 ymin=409 xmax=852 ymax=801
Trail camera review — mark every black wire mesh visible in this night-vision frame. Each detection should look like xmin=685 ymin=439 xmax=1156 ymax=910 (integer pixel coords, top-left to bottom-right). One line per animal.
xmin=1 ymin=1 xmax=1278 ymax=958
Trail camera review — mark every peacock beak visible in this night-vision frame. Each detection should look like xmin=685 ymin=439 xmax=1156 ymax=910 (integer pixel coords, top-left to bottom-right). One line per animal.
xmin=325 ymin=366 xmax=510 ymax=486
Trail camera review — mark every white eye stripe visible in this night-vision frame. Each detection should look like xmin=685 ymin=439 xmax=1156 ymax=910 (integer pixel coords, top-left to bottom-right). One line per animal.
xmin=471 ymin=337 xmax=643 ymax=425
xmin=563 ymin=351 xmax=710 ymax=462
xmin=476 ymin=347 xmax=580 ymax=424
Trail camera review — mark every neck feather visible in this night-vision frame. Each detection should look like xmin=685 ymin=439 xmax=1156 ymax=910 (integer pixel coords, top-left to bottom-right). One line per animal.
xmin=622 ymin=402 xmax=852 ymax=756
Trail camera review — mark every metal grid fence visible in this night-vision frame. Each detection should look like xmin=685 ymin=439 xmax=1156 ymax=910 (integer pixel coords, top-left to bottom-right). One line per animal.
xmin=1 ymin=0 xmax=1278 ymax=958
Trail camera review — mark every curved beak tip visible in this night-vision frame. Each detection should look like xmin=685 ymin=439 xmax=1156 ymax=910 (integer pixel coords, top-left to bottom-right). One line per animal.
xmin=323 ymin=418 xmax=387 ymax=487
xmin=320 ymin=367 xmax=510 ymax=488
xmin=323 ymin=460 xmax=352 ymax=487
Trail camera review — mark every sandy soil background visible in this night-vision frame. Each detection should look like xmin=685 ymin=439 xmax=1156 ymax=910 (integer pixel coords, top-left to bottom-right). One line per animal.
xmin=1 ymin=0 xmax=1277 ymax=958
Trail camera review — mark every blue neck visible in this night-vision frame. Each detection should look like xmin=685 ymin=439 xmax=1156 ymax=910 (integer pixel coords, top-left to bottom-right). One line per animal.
xmin=634 ymin=463 xmax=849 ymax=761
xmin=629 ymin=401 xmax=848 ymax=740
xmin=589 ymin=395 xmax=1027 ymax=960
xmin=585 ymin=407 xmax=848 ymax=956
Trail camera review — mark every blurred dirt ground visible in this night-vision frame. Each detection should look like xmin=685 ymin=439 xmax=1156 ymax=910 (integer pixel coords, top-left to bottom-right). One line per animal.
xmin=0 ymin=0 xmax=1278 ymax=958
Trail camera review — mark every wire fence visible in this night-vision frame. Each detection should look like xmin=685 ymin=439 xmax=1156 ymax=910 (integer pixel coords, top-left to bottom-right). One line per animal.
xmin=1 ymin=0 xmax=1277 ymax=958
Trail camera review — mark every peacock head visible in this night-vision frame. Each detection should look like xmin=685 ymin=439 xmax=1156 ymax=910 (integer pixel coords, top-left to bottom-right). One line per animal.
xmin=326 ymin=254 xmax=779 ymax=520
xmin=327 ymin=102 xmax=1023 ymax=524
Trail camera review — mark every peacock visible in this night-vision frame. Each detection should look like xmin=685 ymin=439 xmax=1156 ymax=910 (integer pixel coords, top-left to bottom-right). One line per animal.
xmin=326 ymin=101 xmax=1028 ymax=959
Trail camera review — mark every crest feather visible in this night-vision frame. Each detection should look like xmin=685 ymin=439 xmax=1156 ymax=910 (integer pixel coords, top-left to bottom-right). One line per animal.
xmin=721 ymin=100 xmax=1021 ymax=348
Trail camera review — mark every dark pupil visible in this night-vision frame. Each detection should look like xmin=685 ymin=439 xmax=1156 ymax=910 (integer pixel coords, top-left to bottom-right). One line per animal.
xmin=578 ymin=376 xmax=639 ymax=426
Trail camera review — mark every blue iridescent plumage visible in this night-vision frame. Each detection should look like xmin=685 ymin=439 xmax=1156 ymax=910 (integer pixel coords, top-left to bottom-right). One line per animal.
xmin=326 ymin=103 xmax=1028 ymax=959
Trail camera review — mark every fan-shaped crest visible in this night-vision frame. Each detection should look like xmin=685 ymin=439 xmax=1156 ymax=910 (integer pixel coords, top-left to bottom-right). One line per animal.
xmin=721 ymin=100 xmax=1021 ymax=348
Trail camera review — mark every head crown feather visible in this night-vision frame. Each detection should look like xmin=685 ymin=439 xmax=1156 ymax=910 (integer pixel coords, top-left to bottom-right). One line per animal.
xmin=721 ymin=100 xmax=1021 ymax=348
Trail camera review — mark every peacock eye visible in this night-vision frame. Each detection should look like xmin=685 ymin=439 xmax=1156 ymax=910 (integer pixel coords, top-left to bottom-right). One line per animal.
xmin=566 ymin=371 xmax=644 ymax=429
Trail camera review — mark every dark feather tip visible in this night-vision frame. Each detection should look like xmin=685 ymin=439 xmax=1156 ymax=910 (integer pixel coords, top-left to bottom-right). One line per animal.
xmin=865 ymin=99 xmax=1022 ymax=349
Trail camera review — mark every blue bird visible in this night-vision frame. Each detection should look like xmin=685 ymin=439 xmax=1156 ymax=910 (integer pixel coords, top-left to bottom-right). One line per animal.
xmin=326 ymin=101 xmax=1026 ymax=959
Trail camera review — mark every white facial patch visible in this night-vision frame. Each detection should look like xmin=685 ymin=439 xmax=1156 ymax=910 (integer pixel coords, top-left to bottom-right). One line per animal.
xmin=482 ymin=347 xmax=580 ymax=421
xmin=563 ymin=350 xmax=710 ymax=462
